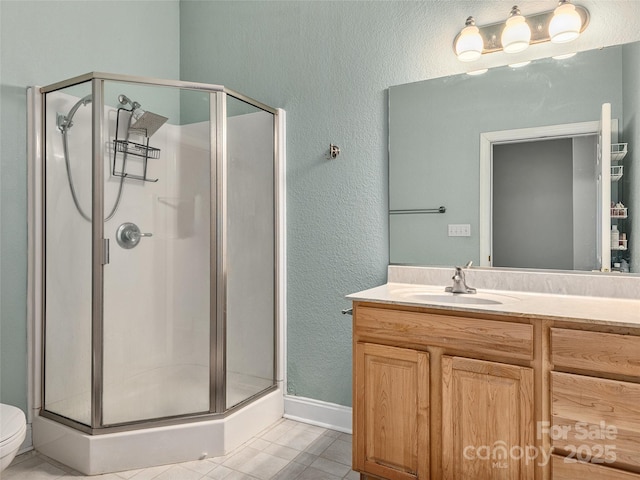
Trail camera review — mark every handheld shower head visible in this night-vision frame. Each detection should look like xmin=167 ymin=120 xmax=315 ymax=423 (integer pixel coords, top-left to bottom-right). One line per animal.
xmin=57 ymin=94 xmax=92 ymax=132
xmin=117 ymin=94 xmax=140 ymax=111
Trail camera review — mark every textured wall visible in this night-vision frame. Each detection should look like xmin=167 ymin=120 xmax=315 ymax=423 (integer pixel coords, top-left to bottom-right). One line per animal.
xmin=180 ymin=0 xmax=640 ymax=407
xmin=0 ymin=0 xmax=180 ymax=413
xmin=3 ymin=1 xmax=640 ymax=415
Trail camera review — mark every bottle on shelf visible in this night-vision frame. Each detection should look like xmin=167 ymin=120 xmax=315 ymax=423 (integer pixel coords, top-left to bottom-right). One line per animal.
xmin=611 ymin=225 xmax=620 ymax=248
xmin=620 ymin=232 xmax=628 ymax=250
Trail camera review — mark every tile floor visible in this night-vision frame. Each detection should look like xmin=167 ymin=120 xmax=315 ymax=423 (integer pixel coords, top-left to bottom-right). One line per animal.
xmin=4 ymin=419 xmax=359 ymax=480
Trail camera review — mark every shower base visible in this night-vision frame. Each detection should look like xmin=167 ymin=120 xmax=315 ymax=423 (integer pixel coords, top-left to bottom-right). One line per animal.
xmin=44 ymin=366 xmax=274 ymax=425
xmin=32 ymin=388 xmax=283 ymax=475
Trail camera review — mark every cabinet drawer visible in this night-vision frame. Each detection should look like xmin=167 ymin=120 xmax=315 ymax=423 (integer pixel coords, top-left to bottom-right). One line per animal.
xmin=355 ymin=306 xmax=533 ymax=360
xmin=552 ymin=455 xmax=640 ymax=479
xmin=551 ymin=328 xmax=640 ymax=377
xmin=551 ymin=372 xmax=640 ymax=471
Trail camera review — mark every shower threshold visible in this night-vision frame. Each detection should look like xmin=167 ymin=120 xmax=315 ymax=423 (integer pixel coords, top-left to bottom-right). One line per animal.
xmin=32 ymin=388 xmax=283 ymax=475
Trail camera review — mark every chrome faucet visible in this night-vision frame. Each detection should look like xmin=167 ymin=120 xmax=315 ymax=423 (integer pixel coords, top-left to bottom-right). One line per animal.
xmin=445 ymin=261 xmax=476 ymax=294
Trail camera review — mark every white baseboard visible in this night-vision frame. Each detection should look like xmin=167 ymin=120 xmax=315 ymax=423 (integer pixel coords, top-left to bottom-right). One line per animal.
xmin=283 ymin=395 xmax=352 ymax=434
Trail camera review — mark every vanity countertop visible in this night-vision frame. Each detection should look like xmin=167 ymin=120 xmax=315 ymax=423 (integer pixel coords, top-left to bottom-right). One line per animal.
xmin=347 ymin=282 xmax=640 ymax=328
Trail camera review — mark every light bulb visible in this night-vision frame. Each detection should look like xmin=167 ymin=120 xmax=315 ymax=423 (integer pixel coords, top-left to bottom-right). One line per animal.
xmin=549 ymin=1 xmax=582 ymax=43
xmin=455 ymin=17 xmax=484 ymax=62
xmin=501 ymin=7 xmax=531 ymax=54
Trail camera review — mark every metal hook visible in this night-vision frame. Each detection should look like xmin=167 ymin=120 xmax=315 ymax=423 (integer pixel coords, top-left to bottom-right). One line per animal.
xmin=329 ymin=144 xmax=340 ymax=159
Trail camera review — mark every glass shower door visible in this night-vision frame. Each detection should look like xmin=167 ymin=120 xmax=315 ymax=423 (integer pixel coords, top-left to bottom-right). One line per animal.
xmin=43 ymin=81 xmax=94 ymax=426
xmin=225 ymin=95 xmax=276 ymax=408
xmin=101 ymin=83 xmax=213 ymax=425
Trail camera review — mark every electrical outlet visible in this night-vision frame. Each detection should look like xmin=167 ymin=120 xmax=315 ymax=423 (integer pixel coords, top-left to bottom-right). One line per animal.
xmin=448 ymin=224 xmax=471 ymax=237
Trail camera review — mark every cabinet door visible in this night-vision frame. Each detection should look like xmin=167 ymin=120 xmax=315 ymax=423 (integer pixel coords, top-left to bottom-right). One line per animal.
xmin=442 ymin=356 xmax=535 ymax=480
xmin=354 ymin=342 xmax=429 ymax=480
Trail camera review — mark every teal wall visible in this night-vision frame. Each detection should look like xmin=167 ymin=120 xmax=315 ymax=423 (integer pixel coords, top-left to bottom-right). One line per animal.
xmin=0 ymin=0 xmax=180 ymax=412
xmin=4 ymin=1 xmax=640 ymax=417
xmin=179 ymin=1 xmax=450 ymax=406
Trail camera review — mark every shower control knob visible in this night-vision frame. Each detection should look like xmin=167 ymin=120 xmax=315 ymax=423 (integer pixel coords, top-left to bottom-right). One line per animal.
xmin=116 ymin=222 xmax=153 ymax=249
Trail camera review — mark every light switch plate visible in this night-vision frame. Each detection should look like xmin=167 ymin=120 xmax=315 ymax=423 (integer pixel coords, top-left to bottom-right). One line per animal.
xmin=448 ymin=224 xmax=471 ymax=237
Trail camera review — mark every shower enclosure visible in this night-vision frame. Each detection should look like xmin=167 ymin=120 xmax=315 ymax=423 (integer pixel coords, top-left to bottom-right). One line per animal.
xmin=28 ymin=72 xmax=284 ymax=474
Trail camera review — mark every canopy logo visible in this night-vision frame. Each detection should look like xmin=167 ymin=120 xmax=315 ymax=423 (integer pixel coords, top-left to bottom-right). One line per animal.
xmin=462 ymin=421 xmax=618 ymax=469
xmin=463 ymin=441 xmax=550 ymax=468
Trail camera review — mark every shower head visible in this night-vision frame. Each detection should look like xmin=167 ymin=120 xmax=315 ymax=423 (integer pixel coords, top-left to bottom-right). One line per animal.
xmin=118 ymin=93 xmax=168 ymax=137
xmin=130 ymin=110 xmax=169 ymax=137
xmin=117 ymin=94 xmax=140 ymax=111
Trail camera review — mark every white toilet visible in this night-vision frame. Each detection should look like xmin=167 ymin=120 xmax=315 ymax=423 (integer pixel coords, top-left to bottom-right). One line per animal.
xmin=0 ymin=403 xmax=27 ymax=472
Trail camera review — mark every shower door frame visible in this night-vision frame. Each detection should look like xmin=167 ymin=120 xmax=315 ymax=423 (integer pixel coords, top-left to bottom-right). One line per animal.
xmin=37 ymin=72 xmax=282 ymax=434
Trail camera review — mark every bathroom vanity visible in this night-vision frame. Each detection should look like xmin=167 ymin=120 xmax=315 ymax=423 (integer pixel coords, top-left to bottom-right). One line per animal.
xmin=347 ymin=269 xmax=640 ymax=480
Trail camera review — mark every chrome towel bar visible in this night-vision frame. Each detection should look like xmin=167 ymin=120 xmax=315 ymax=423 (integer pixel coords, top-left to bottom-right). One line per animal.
xmin=389 ymin=206 xmax=446 ymax=214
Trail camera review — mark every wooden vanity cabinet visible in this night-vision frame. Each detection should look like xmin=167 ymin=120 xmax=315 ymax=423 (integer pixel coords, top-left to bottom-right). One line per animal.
xmin=550 ymin=327 xmax=640 ymax=479
xmin=352 ymin=298 xmax=640 ymax=480
xmin=352 ymin=302 xmax=537 ymax=480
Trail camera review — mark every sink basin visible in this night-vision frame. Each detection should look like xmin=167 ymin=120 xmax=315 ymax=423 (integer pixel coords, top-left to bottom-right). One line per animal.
xmin=403 ymin=293 xmax=507 ymax=305
xmin=389 ymin=286 xmax=519 ymax=305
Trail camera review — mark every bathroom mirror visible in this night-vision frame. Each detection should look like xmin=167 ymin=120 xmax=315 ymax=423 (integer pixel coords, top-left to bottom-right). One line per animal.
xmin=389 ymin=40 xmax=638 ymax=274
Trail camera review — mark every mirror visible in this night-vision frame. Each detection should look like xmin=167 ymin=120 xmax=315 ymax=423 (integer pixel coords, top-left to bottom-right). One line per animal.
xmin=389 ymin=41 xmax=638 ymax=274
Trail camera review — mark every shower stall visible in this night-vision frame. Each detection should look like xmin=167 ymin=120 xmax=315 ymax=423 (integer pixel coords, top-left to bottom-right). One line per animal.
xmin=28 ymin=73 xmax=285 ymax=474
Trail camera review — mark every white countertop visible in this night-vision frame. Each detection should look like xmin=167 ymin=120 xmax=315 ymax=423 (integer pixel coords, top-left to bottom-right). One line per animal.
xmin=347 ymin=282 xmax=640 ymax=328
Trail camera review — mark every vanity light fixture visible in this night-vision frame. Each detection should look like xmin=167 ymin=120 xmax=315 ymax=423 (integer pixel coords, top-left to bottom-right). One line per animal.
xmin=453 ymin=1 xmax=589 ymax=61
xmin=501 ymin=6 xmax=531 ymax=54
xmin=466 ymin=68 xmax=489 ymax=76
xmin=455 ymin=16 xmax=484 ymax=62
xmin=549 ymin=0 xmax=583 ymax=43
